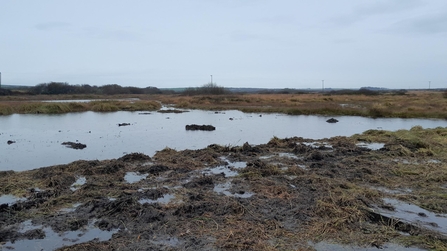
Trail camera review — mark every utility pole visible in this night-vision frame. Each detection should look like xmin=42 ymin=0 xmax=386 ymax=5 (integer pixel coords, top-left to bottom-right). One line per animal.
xmin=210 ymin=75 xmax=213 ymax=84
xmin=429 ymin=81 xmax=431 ymax=90
xmin=322 ymin=80 xmax=324 ymax=92
xmin=0 ymin=72 xmax=2 ymax=89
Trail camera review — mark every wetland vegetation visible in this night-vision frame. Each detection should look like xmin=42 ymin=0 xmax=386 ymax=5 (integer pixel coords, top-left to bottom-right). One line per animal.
xmin=1 ymin=126 xmax=447 ymax=250
xmin=1 ymin=86 xmax=447 ymax=250
xmin=1 ymin=89 xmax=447 ymax=119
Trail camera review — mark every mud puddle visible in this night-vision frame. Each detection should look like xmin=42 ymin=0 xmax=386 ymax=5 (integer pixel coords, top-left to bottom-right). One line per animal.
xmin=124 ymin=171 xmax=148 ymax=183
xmin=202 ymin=163 xmax=246 ymax=178
xmin=356 ymin=142 xmax=385 ymax=150
xmin=376 ymin=198 xmax=447 ymax=235
xmin=2 ymin=220 xmax=118 ymax=251
xmin=70 ymin=176 xmax=86 ymax=191
xmin=213 ymin=181 xmax=254 ymax=198
xmin=312 ymin=241 xmax=426 ymax=251
xmin=0 ymin=194 xmax=25 ymax=205
xmin=139 ymin=194 xmax=176 ymax=204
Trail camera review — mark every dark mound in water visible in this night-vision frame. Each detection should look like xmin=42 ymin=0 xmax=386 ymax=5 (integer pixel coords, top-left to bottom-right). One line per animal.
xmin=326 ymin=118 xmax=339 ymax=123
xmin=62 ymin=141 xmax=87 ymax=150
xmin=157 ymin=109 xmax=188 ymax=114
xmin=185 ymin=124 xmax=216 ymax=131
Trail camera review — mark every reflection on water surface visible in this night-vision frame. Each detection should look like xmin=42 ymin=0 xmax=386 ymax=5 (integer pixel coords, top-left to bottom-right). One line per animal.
xmin=1 ymin=110 xmax=445 ymax=171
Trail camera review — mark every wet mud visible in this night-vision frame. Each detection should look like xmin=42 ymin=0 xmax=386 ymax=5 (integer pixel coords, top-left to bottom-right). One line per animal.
xmin=157 ymin=109 xmax=189 ymax=114
xmin=1 ymin=130 xmax=447 ymax=250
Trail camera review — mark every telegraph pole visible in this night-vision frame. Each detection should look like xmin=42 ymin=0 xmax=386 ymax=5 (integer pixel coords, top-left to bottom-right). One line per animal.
xmin=0 ymin=72 xmax=2 ymax=89
xmin=322 ymin=80 xmax=324 ymax=92
xmin=429 ymin=81 xmax=431 ymax=90
xmin=210 ymin=75 xmax=213 ymax=84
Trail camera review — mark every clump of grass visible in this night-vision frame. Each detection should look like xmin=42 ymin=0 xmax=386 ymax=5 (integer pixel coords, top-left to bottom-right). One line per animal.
xmin=0 ymin=104 xmax=14 ymax=115
xmin=368 ymin=104 xmax=393 ymax=118
xmin=398 ymin=235 xmax=447 ymax=251
xmin=0 ymin=170 xmax=45 ymax=197
xmin=124 ymin=100 xmax=161 ymax=111
xmin=90 ymin=101 xmax=120 ymax=112
xmin=305 ymin=177 xmax=390 ymax=246
xmin=240 ymin=160 xmax=281 ymax=177
xmin=354 ymin=126 xmax=447 ymax=157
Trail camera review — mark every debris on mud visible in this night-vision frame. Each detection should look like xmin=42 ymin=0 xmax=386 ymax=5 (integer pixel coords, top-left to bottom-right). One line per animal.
xmin=118 ymin=123 xmax=131 ymax=127
xmin=7 ymin=140 xmax=15 ymax=145
xmin=62 ymin=141 xmax=87 ymax=150
xmin=157 ymin=109 xmax=188 ymax=114
xmin=326 ymin=118 xmax=339 ymax=123
xmin=185 ymin=124 xmax=216 ymax=131
xmin=2 ymin=126 xmax=447 ymax=250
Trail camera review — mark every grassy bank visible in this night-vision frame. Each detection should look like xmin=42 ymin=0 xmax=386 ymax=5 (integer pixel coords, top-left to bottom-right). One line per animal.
xmin=0 ymin=100 xmax=161 ymax=115
xmin=1 ymin=91 xmax=447 ymax=119
xmin=154 ymin=91 xmax=447 ymax=119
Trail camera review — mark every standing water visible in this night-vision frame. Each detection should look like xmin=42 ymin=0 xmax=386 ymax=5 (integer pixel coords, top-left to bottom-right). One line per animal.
xmin=0 ymin=110 xmax=445 ymax=171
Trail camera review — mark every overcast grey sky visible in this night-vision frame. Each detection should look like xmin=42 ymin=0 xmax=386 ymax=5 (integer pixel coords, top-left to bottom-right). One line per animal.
xmin=1 ymin=1 xmax=446 ymax=89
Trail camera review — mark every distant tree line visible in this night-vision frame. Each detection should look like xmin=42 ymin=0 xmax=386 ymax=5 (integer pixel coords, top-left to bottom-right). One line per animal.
xmin=0 ymin=88 xmax=13 ymax=95
xmin=323 ymin=88 xmax=408 ymax=96
xmin=30 ymin=82 xmax=162 ymax=95
xmin=182 ymin=83 xmax=228 ymax=95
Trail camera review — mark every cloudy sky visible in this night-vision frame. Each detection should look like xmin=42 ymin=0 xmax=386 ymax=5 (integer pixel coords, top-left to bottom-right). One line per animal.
xmin=1 ymin=1 xmax=446 ymax=89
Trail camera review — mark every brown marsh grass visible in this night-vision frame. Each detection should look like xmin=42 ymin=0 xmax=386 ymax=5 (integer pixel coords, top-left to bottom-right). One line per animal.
xmin=1 ymin=91 xmax=446 ymax=118
xmin=0 ymin=99 xmax=161 ymax=115
xmin=154 ymin=91 xmax=447 ymax=119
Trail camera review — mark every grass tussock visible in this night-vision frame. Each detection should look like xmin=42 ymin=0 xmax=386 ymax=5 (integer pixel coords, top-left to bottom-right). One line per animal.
xmin=303 ymin=177 xmax=389 ymax=245
xmin=351 ymin=126 xmax=447 ymax=214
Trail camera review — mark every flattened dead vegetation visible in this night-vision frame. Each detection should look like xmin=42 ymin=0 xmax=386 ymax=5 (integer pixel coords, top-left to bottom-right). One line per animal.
xmin=1 ymin=126 xmax=447 ymax=250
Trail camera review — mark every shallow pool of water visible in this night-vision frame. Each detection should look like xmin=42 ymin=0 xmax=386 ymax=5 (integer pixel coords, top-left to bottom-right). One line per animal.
xmin=213 ymin=182 xmax=254 ymax=198
xmin=1 ymin=110 xmax=445 ymax=171
xmin=378 ymin=198 xmax=447 ymax=235
xmin=70 ymin=176 xmax=86 ymax=191
xmin=139 ymin=194 xmax=176 ymax=204
xmin=124 ymin=172 xmax=148 ymax=183
xmin=0 ymin=194 xmax=25 ymax=205
xmin=3 ymin=219 xmax=117 ymax=250
xmin=356 ymin=142 xmax=385 ymax=150
xmin=312 ymin=241 xmax=426 ymax=251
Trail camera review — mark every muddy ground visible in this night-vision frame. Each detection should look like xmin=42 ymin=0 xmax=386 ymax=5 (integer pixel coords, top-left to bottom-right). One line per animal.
xmin=1 ymin=127 xmax=447 ymax=250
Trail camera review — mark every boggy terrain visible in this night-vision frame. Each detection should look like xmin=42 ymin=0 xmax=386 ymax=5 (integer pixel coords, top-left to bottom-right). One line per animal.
xmin=2 ymin=91 xmax=447 ymax=119
xmin=1 ymin=126 xmax=447 ymax=250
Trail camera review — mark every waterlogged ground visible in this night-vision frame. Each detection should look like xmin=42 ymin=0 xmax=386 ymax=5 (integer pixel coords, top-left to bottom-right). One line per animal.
xmin=1 ymin=126 xmax=447 ymax=250
xmin=2 ymin=109 xmax=446 ymax=171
